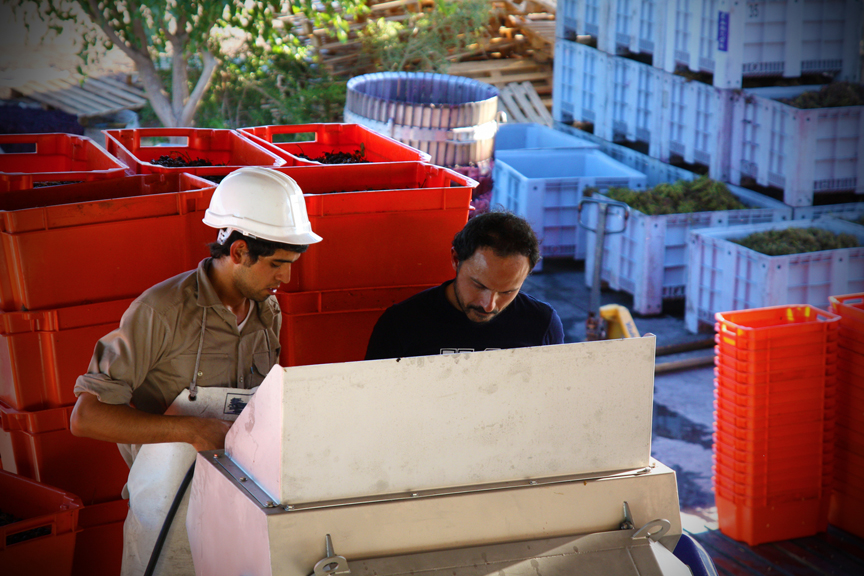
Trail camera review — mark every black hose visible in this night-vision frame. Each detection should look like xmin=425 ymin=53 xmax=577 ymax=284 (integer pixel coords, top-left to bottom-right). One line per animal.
xmin=144 ymin=462 xmax=196 ymax=576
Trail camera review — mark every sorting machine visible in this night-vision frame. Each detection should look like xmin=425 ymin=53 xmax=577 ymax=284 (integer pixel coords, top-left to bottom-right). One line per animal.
xmin=186 ymin=337 xmax=712 ymax=575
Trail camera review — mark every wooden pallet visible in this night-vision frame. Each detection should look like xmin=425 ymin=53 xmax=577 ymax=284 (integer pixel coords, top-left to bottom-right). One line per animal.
xmin=497 ymin=81 xmax=553 ymax=125
xmin=446 ymin=58 xmax=553 ymax=111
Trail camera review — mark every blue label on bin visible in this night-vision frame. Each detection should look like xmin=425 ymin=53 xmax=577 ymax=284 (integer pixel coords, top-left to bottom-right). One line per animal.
xmin=717 ymin=11 xmax=729 ymax=52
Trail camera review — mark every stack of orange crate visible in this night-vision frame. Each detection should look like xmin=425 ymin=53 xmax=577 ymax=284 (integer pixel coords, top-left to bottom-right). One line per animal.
xmin=828 ymin=293 xmax=864 ymax=537
xmin=712 ymin=305 xmax=839 ymax=545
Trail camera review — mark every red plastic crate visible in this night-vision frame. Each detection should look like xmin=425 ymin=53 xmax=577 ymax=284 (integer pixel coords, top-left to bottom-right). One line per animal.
xmin=103 ymin=127 xmax=285 ymax=177
xmin=715 ymin=305 xmax=840 ymax=343
xmin=277 ymin=284 xmax=435 ymax=367
xmin=0 ymin=401 xmax=128 ymax=505
xmin=70 ymin=498 xmax=127 ymax=576
xmin=713 ymin=432 xmax=832 ymax=466
xmin=238 ymin=123 xmax=431 ymax=165
xmin=0 ymin=173 xmax=216 ymax=311
xmin=835 ymin=424 xmax=864 ymax=457
xmin=0 ymin=298 xmax=132 ymax=411
xmin=837 ymin=347 xmax=864 ymax=378
xmin=0 ymin=469 xmax=83 ymax=576
xmin=715 ymin=490 xmax=830 ymax=545
xmin=0 ymin=133 xmax=128 ymax=191
xmin=829 ymin=484 xmax=864 ymax=538
xmin=274 ymin=163 xmax=474 ymax=292
xmin=714 ymin=417 xmax=829 ymax=448
xmin=830 ymin=293 xmax=864 ymax=322
xmin=838 ymin=327 xmax=864 ymax=356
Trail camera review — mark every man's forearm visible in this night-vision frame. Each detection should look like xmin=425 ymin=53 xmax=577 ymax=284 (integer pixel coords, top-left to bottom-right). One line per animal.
xmin=70 ymin=392 xmax=231 ymax=451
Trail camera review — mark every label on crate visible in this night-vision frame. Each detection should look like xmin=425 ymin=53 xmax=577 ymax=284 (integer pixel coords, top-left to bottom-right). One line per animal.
xmin=717 ymin=12 xmax=729 ymax=52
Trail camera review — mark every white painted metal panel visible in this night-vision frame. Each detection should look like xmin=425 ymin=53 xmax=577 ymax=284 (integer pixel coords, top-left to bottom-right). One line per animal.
xmin=188 ymin=454 xmax=682 ymax=576
xmin=226 ymin=338 xmax=657 ymax=505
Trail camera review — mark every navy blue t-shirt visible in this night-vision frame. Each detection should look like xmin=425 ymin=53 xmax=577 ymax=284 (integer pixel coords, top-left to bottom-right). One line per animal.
xmin=365 ymin=280 xmax=565 ymax=360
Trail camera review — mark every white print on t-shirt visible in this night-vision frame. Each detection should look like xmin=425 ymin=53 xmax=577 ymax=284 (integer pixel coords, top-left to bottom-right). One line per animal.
xmin=440 ymin=348 xmax=502 ymax=354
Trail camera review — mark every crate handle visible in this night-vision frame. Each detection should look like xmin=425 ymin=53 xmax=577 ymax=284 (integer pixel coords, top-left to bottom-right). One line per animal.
xmin=577 ymin=197 xmax=630 ymax=234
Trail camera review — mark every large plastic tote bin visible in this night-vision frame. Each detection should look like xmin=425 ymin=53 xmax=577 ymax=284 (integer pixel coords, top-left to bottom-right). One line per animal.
xmin=0 ymin=172 xmax=216 ymax=312
xmin=0 ymin=133 xmax=128 ymax=191
xmin=0 ymin=400 xmax=130 ymax=506
xmin=102 ymin=127 xmax=285 ymax=178
xmin=0 ymin=298 xmax=132 ymax=411
xmin=685 ymin=219 xmax=864 ymax=333
xmin=274 ymin=162 xmax=475 ymax=293
xmin=494 ymin=122 xmax=598 ymax=153
xmin=491 ymin=148 xmax=647 ymax=266
xmin=278 ymin=284 xmax=435 ymax=367
xmin=238 ymin=123 xmax=431 ymax=165
xmin=728 ymin=85 xmax=864 ymax=207
xmin=0 ymin=469 xmax=83 ymax=576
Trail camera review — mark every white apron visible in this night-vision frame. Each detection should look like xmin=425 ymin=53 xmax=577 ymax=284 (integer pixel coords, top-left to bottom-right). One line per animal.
xmin=120 ymin=387 xmax=256 ymax=576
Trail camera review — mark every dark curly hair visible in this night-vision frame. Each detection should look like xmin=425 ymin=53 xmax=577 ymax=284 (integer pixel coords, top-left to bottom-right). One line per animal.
xmin=208 ymin=230 xmax=308 ymax=262
xmin=452 ymin=211 xmax=540 ymax=270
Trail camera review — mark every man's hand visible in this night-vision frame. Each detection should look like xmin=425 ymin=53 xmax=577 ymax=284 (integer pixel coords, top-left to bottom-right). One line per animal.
xmin=189 ymin=418 xmax=233 ymax=452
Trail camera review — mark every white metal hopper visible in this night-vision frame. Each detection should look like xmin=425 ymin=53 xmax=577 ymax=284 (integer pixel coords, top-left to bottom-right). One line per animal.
xmin=187 ymin=336 xmax=688 ymax=576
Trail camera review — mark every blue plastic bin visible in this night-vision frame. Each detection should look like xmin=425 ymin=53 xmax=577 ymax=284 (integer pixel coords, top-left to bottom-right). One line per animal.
xmin=494 ymin=123 xmax=598 ymax=154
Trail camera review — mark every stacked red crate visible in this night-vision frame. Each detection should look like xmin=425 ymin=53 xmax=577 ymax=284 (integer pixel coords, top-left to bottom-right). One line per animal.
xmin=828 ymin=293 xmax=864 ymax=538
xmin=712 ymin=305 xmax=839 ymax=545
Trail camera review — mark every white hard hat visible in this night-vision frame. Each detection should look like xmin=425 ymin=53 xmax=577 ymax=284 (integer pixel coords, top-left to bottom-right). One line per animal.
xmin=203 ymin=167 xmax=322 ymax=245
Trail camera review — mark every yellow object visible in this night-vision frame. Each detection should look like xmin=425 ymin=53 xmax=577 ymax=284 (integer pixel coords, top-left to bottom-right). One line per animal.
xmin=600 ymin=304 xmax=640 ymax=339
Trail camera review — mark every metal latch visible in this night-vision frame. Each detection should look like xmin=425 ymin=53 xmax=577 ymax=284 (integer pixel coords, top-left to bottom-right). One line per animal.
xmin=313 ymin=534 xmax=351 ymax=576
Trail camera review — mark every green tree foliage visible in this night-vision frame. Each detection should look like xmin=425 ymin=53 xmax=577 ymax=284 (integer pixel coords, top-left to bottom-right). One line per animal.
xmin=359 ymin=0 xmax=490 ymax=73
xmin=10 ymin=0 xmax=365 ymax=126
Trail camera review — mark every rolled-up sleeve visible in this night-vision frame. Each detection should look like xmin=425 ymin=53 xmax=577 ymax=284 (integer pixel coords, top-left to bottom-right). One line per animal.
xmin=73 ymin=301 xmax=171 ymax=406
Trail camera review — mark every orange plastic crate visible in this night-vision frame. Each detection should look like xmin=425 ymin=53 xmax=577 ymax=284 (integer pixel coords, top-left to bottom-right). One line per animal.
xmin=0 ymin=173 xmax=216 ymax=311
xmin=715 ymin=490 xmax=829 ymax=545
xmin=715 ymin=335 xmax=837 ymax=363
xmin=238 ymin=123 xmax=431 ymax=165
xmin=0 ymin=298 xmax=132 ymax=411
xmin=0 ymin=401 xmax=128 ymax=505
xmin=0 ymin=469 xmax=83 ymax=576
xmin=714 ymin=360 xmax=836 ymax=387
xmin=715 ymin=345 xmax=837 ymax=373
xmin=713 ymin=433 xmax=832 ymax=466
xmin=103 ymin=127 xmax=285 ymax=177
xmin=277 ymin=285 xmax=435 ymax=367
xmin=835 ymin=424 xmax=864 ymax=457
xmin=714 ymin=385 xmax=832 ymax=415
xmin=713 ymin=450 xmax=830 ymax=479
xmin=0 ymin=133 xmax=127 ymax=190
xmin=713 ymin=467 xmax=829 ymax=501
xmin=714 ymin=417 xmax=830 ymax=448
xmin=714 ymin=401 xmax=831 ymax=430
xmin=714 ymin=375 xmax=833 ymax=406
xmin=715 ymin=305 xmax=839 ymax=343
xmin=830 ymin=294 xmax=864 ymax=321
xmin=714 ymin=320 xmax=837 ymax=350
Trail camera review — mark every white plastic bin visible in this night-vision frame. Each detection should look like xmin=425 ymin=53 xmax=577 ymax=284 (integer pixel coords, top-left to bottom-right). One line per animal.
xmin=569 ymin=132 xmax=792 ymax=315
xmin=491 ymin=148 xmax=647 ymax=265
xmin=494 ymin=123 xmax=598 ymax=153
xmin=557 ymin=0 xmax=666 ymax=63
xmin=660 ymin=0 xmax=861 ymax=88
xmin=729 ymin=85 xmax=864 ymax=207
xmin=554 ymin=40 xmax=731 ymax=171
xmin=554 ymin=39 xmax=609 ymax=129
xmin=685 ymin=218 xmax=864 ymax=333
xmin=793 ymin=202 xmax=864 ymax=222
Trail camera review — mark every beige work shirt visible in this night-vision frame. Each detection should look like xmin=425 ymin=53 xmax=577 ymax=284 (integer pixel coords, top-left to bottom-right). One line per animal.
xmin=74 ymin=258 xmax=282 ymax=415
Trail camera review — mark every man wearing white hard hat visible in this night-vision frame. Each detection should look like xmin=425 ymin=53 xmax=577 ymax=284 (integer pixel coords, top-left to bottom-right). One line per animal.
xmin=70 ymin=167 xmax=321 ymax=576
